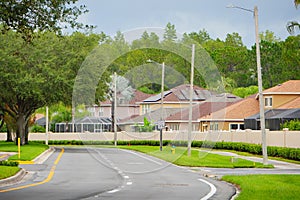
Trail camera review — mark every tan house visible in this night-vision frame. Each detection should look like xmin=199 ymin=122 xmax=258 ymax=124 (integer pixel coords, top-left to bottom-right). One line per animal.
xmin=262 ymin=80 xmax=300 ymax=109
xmin=201 ymin=80 xmax=300 ymax=132
xmin=199 ymin=95 xmax=259 ymax=131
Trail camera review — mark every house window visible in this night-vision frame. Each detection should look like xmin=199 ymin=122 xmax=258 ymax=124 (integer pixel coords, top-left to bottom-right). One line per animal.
xmin=264 ymin=97 xmax=273 ymax=107
xmin=169 ymin=123 xmax=179 ymax=131
xmin=229 ymin=123 xmax=245 ymax=131
xmin=99 ymin=108 xmax=104 ymax=117
xmin=210 ymin=122 xmax=219 ymax=131
xmin=142 ymin=104 xmax=150 ymax=114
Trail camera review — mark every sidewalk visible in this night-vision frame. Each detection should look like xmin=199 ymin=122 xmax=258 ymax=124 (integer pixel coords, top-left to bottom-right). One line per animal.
xmin=205 ymin=150 xmax=300 ymax=169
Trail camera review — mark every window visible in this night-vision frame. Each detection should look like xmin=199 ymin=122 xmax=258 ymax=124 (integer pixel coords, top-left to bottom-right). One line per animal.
xmin=142 ymin=104 xmax=150 ymax=114
xmin=229 ymin=123 xmax=245 ymax=131
xmin=210 ymin=122 xmax=219 ymax=131
xmin=99 ymin=108 xmax=104 ymax=117
xmin=264 ymin=97 xmax=273 ymax=107
xmin=169 ymin=123 xmax=179 ymax=131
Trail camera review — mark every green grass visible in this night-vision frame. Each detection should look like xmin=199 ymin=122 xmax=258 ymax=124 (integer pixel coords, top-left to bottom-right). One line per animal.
xmin=0 ymin=141 xmax=49 ymax=161
xmin=222 ymin=175 xmax=300 ymax=200
xmin=0 ymin=166 xmax=20 ymax=180
xmin=118 ymin=145 xmax=272 ymax=168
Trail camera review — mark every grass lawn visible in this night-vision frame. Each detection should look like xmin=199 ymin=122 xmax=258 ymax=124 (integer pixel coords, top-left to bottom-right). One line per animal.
xmin=118 ymin=145 xmax=272 ymax=168
xmin=0 ymin=166 xmax=20 ymax=180
xmin=222 ymin=174 xmax=300 ymax=200
xmin=0 ymin=141 xmax=48 ymax=161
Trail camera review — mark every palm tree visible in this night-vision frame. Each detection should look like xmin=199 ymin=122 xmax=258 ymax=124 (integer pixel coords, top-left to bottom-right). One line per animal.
xmin=287 ymin=0 xmax=300 ymax=34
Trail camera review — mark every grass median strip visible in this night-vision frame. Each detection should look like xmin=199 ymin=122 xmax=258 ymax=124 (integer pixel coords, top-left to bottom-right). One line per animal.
xmin=222 ymin=174 xmax=300 ymax=200
xmin=118 ymin=145 xmax=272 ymax=168
xmin=0 ymin=166 xmax=20 ymax=180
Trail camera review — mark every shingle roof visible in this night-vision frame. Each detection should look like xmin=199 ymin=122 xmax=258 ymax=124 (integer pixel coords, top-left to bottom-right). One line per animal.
xmin=200 ymin=95 xmax=259 ymax=121
xmin=166 ymin=101 xmax=236 ymax=121
xmin=263 ymin=80 xmax=300 ymax=93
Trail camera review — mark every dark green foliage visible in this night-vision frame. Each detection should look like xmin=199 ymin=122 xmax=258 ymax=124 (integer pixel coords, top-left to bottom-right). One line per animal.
xmin=30 ymin=124 xmax=46 ymax=133
xmin=0 ymin=160 xmax=19 ymax=167
xmin=281 ymin=119 xmax=300 ymax=130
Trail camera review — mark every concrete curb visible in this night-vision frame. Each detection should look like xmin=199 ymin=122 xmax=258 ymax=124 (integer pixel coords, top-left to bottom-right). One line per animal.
xmin=0 ymin=147 xmax=55 ymax=187
xmin=33 ymin=146 xmax=55 ymax=164
xmin=0 ymin=168 xmax=26 ymax=187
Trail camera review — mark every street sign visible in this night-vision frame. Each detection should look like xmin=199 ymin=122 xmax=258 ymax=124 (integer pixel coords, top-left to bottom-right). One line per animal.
xmin=157 ymin=120 xmax=165 ymax=130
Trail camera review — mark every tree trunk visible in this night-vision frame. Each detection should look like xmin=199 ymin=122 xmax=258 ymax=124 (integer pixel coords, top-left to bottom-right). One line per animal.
xmin=16 ymin=113 xmax=26 ymax=145
xmin=6 ymin=128 xmax=13 ymax=142
xmin=25 ymin=122 xmax=29 ymax=144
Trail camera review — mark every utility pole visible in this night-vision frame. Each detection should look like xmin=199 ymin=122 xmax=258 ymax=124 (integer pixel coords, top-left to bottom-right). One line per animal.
xmin=227 ymin=5 xmax=268 ymax=165
xmin=188 ymin=44 xmax=195 ymax=156
xmin=46 ymin=106 xmax=49 ymax=145
xmin=114 ymin=72 xmax=117 ymax=146
xmin=159 ymin=62 xmax=165 ymax=151
xmin=254 ymin=6 xmax=268 ymax=165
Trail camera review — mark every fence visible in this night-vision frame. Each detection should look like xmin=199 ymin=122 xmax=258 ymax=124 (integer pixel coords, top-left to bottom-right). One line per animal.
xmin=0 ymin=130 xmax=299 ymax=148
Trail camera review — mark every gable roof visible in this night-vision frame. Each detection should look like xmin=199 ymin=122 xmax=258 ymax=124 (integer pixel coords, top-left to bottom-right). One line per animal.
xmin=200 ymin=95 xmax=259 ymax=121
xmin=166 ymin=101 xmax=236 ymax=121
xmin=141 ymin=84 xmax=240 ymax=103
xmin=263 ymin=80 xmax=300 ymax=94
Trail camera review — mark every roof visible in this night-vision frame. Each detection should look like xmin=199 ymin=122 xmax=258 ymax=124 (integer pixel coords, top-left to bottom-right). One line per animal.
xmin=166 ymin=101 xmax=236 ymax=121
xmin=246 ymin=109 xmax=300 ymax=120
xmin=141 ymin=84 xmax=240 ymax=103
xmin=75 ymin=116 xmax=112 ymax=124
xmin=263 ymin=80 xmax=300 ymax=94
xmin=200 ymin=95 xmax=259 ymax=121
xmin=120 ymin=108 xmax=182 ymax=124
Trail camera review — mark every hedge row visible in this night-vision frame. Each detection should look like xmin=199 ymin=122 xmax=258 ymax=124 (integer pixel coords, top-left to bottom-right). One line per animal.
xmin=0 ymin=160 xmax=19 ymax=167
xmin=40 ymin=140 xmax=300 ymax=161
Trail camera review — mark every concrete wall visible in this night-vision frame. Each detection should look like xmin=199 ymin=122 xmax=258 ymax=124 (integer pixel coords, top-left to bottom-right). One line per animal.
xmin=1 ymin=130 xmax=299 ymax=148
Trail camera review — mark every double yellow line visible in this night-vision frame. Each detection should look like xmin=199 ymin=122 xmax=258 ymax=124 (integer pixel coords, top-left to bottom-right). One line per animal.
xmin=0 ymin=148 xmax=64 ymax=193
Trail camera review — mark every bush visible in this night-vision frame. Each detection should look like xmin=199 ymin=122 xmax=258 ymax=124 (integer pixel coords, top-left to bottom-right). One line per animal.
xmin=0 ymin=160 xmax=19 ymax=167
xmin=281 ymin=119 xmax=300 ymax=130
xmin=30 ymin=124 xmax=46 ymax=133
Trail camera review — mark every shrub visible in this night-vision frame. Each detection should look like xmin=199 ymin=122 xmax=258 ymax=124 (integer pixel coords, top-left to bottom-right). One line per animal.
xmin=30 ymin=124 xmax=46 ymax=133
xmin=0 ymin=160 xmax=19 ymax=167
xmin=281 ymin=119 xmax=300 ymax=130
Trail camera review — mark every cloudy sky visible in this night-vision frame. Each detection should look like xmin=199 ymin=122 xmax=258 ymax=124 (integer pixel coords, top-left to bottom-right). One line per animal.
xmin=76 ymin=0 xmax=300 ymax=47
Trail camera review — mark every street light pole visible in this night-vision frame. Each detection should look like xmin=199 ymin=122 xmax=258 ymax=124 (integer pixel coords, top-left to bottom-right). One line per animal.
xmin=147 ymin=59 xmax=165 ymax=151
xmin=254 ymin=6 xmax=268 ymax=165
xmin=160 ymin=62 xmax=165 ymax=152
xmin=227 ymin=5 xmax=268 ymax=165
xmin=188 ymin=44 xmax=195 ymax=157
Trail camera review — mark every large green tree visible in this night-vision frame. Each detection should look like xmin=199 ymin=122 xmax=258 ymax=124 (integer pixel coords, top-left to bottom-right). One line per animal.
xmin=0 ymin=0 xmax=93 ymax=42
xmin=0 ymin=31 xmax=102 ymax=144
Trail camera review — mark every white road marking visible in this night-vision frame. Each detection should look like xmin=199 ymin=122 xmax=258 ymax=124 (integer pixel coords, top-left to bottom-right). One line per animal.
xmin=198 ymin=178 xmax=217 ymax=200
xmin=107 ymin=189 xmax=120 ymax=194
xmin=126 ymin=182 xmax=133 ymax=185
xmin=124 ymin=176 xmax=129 ymax=179
xmin=120 ymin=149 xmax=162 ymax=165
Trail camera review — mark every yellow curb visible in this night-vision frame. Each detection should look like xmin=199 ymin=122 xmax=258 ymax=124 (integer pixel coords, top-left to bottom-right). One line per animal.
xmin=16 ymin=161 xmax=35 ymax=165
xmin=0 ymin=148 xmax=64 ymax=193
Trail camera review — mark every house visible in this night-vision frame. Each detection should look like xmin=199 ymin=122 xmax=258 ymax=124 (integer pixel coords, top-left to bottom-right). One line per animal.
xmin=121 ymin=84 xmax=241 ymax=132
xmin=244 ymin=80 xmax=300 ymax=130
xmin=199 ymin=94 xmax=259 ymax=131
xmin=88 ymin=90 xmax=154 ymax=120
xmin=262 ymin=80 xmax=300 ymax=109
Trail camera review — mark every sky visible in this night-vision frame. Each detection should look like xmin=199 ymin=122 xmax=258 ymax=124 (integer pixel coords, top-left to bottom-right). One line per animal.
xmin=76 ymin=0 xmax=300 ymax=47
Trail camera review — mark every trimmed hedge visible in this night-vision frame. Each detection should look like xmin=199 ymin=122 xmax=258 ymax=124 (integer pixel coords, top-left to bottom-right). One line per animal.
xmin=40 ymin=140 xmax=300 ymax=161
xmin=0 ymin=160 xmax=19 ymax=167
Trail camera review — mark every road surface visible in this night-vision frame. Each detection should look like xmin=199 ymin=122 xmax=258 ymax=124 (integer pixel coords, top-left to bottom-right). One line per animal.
xmin=0 ymin=147 xmax=235 ymax=200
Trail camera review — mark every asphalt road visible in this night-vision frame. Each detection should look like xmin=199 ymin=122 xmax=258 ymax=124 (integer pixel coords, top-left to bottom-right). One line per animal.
xmin=0 ymin=147 xmax=235 ymax=200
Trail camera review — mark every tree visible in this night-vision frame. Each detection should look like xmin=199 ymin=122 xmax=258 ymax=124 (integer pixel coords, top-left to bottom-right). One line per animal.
xmin=0 ymin=0 xmax=93 ymax=42
xmin=163 ymin=22 xmax=177 ymax=42
xmin=0 ymin=31 xmax=102 ymax=144
xmin=186 ymin=29 xmax=211 ymax=45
